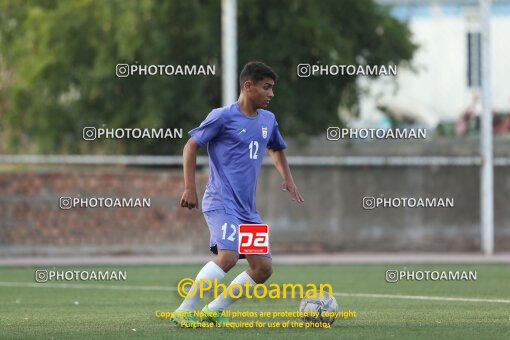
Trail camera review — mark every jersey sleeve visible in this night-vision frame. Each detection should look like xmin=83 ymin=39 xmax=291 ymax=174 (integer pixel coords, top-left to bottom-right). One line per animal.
xmin=188 ymin=109 xmax=224 ymax=147
xmin=267 ymin=119 xmax=287 ymax=151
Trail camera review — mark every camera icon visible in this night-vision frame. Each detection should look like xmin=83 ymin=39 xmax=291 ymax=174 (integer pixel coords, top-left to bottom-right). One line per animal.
xmin=362 ymin=196 xmax=376 ymax=210
xmin=297 ymin=63 xmax=311 ymax=78
xmin=82 ymin=127 xmax=96 ymax=141
xmin=35 ymin=270 xmax=48 ymax=283
xmin=116 ymin=64 xmax=130 ymax=77
xmin=326 ymin=127 xmax=341 ymax=141
xmin=385 ymin=270 xmax=399 ymax=283
xmin=59 ymin=197 xmax=73 ymax=210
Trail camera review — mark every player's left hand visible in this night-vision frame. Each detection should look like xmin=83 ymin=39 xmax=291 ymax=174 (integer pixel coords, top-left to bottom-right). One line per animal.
xmin=282 ymin=180 xmax=304 ymax=203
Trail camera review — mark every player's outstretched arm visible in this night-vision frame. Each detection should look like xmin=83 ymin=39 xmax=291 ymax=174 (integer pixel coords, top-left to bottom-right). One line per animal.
xmin=180 ymin=138 xmax=200 ymax=209
xmin=268 ymin=149 xmax=304 ymax=203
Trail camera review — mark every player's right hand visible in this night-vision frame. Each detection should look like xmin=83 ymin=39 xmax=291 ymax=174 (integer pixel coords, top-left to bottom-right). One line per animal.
xmin=180 ymin=188 xmax=199 ymax=209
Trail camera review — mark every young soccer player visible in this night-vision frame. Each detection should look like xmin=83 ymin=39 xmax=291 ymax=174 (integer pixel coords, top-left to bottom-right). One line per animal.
xmin=173 ymin=61 xmax=304 ymax=327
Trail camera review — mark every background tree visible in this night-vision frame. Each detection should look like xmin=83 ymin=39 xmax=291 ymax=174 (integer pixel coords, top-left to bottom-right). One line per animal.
xmin=0 ymin=0 xmax=416 ymax=154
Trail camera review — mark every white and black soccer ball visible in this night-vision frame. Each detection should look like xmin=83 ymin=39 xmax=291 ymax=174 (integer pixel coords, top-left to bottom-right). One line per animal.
xmin=299 ymin=291 xmax=339 ymax=325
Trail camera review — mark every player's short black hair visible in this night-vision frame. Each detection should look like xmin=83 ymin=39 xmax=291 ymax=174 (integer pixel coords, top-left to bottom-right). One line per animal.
xmin=239 ymin=61 xmax=278 ymax=89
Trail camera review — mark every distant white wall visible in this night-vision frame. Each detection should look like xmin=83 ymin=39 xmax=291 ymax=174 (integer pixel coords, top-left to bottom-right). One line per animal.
xmin=491 ymin=17 xmax=510 ymax=111
xmin=358 ymin=11 xmax=510 ymax=125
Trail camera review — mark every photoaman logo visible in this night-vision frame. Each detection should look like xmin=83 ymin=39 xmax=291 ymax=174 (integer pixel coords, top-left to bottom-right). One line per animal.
xmin=239 ymin=224 xmax=269 ymax=254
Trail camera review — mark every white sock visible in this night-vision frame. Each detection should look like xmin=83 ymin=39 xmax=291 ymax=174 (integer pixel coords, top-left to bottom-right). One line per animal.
xmin=178 ymin=261 xmax=226 ymax=311
xmin=207 ymin=271 xmax=256 ymax=311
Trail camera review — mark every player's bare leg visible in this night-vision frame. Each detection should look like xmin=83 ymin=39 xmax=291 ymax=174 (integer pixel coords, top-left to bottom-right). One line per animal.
xmin=203 ymin=254 xmax=271 ymax=324
xmin=213 ymin=249 xmax=239 ymax=273
xmin=245 ymin=254 xmax=273 ymax=283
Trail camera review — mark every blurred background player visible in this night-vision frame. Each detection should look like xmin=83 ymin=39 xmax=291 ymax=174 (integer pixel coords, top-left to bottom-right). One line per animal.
xmin=174 ymin=61 xmax=304 ymax=327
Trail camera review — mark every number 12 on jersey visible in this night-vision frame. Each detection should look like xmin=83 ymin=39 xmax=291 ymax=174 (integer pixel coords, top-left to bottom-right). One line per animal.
xmin=249 ymin=140 xmax=259 ymax=159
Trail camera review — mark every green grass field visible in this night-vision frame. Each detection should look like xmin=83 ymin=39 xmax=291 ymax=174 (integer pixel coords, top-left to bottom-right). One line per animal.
xmin=1 ymin=263 xmax=509 ymax=339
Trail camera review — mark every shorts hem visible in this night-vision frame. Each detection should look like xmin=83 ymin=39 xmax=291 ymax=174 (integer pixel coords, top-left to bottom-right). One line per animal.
xmin=209 ymin=245 xmax=272 ymax=259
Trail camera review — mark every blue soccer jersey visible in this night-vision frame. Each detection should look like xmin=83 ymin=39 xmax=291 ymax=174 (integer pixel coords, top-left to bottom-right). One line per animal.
xmin=189 ymin=102 xmax=287 ymax=221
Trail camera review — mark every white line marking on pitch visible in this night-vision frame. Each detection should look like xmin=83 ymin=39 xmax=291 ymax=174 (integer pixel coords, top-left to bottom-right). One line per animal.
xmin=1 ymin=281 xmax=509 ymax=304
xmin=0 ymin=282 xmax=174 ymax=291
xmin=334 ymin=292 xmax=510 ymax=304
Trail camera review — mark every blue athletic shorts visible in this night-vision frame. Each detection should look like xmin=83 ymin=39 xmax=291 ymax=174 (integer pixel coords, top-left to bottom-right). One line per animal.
xmin=203 ymin=209 xmax=272 ymax=259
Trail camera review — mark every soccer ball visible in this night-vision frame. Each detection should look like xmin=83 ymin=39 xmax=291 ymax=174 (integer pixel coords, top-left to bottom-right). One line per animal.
xmin=299 ymin=291 xmax=339 ymax=325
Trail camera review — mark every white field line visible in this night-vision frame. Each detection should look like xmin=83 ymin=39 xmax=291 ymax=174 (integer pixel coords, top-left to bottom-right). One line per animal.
xmin=1 ymin=281 xmax=509 ymax=304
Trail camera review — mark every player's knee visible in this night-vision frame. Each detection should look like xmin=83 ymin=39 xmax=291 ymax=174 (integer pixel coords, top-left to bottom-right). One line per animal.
xmin=264 ymin=265 xmax=273 ymax=280
xmin=256 ymin=264 xmax=273 ymax=281
xmin=215 ymin=253 xmax=239 ymax=272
